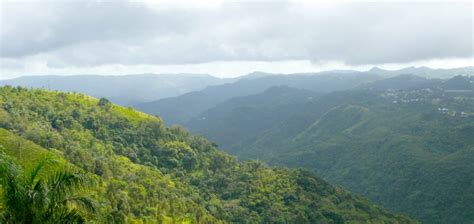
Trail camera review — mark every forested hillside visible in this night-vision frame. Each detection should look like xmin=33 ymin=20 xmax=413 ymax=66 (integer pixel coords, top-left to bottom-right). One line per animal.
xmin=0 ymin=86 xmax=413 ymax=223
xmin=187 ymin=76 xmax=474 ymax=223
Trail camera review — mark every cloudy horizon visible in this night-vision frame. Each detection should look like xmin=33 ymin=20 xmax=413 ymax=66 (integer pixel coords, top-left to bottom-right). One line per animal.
xmin=1 ymin=0 xmax=473 ymax=79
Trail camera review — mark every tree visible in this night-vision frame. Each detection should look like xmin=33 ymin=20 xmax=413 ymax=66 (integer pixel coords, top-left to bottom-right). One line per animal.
xmin=0 ymin=151 xmax=96 ymax=223
xmin=98 ymin=98 xmax=112 ymax=110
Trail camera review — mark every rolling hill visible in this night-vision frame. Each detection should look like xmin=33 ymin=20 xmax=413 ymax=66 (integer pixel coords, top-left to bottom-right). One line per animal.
xmin=0 ymin=86 xmax=413 ymax=223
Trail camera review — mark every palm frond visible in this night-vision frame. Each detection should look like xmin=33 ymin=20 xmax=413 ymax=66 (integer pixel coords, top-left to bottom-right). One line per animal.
xmin=0 ymin=151 xmax=27 ymax=221
xmin=0 ymin=151 xmax=21 ymax=183
xmin=28 ymin=156 xmax=58 ymax=185
xmin=0 ymin=151 xmax=96 ymax=223
xmin=51 ymin=207 xmax=85 ymax=224
xmin=47 ymin=170 xmax=94 ymax=198
xmin=63 ymin=196 xmax=96 ymax=214
xmin=46 ymin=170 xmax=96 ymax=220
xmin=30 ymin=179 xmax=48 ymax=216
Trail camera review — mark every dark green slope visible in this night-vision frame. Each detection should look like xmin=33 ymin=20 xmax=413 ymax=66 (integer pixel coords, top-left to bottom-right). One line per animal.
xmin=187 ymin=86 xmax=322 ymax=149
xmin=278 ymin=102 xmax=474 ymax=223
xmin=187 ymin=86 xmax=374 ymax=156
xmin=186 ymin=76 xmax=474 ymax=223
xmin=0 ymin=86 xmax=413 ymax=223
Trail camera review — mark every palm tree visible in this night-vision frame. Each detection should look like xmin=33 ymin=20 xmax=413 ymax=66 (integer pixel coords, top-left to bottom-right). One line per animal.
xmin=0 ymin=151 xmax=96 ymax=223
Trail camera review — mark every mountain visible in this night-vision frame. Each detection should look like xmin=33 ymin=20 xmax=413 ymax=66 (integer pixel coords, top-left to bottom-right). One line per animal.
xmin=0 ymin=86 xmax=414 ymax=223
xmin=185 ymin=76 xmax=474 ymax=223
xmin=135 ymin=72 xmax=380 ymax=125
xmin=134 ymin=67 xmax=473 ymax=125
xmin=366 ymin=66 xmax=473 ymax=78
xmin=362 ymin=74 xmax=440 ymax=90
xmin=0 ymin=74 xmax=231 ymax=105
xmin=236 ymin=71 xmax=280 ymax=80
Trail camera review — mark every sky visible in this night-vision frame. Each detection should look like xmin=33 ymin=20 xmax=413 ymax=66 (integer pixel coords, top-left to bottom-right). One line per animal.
xmin=0 ymin=0 xmax=473 ymax=79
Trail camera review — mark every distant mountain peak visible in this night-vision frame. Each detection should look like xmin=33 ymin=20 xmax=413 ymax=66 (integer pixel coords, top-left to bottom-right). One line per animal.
xmin=368 ymin=67 xmax=386 ymax=73
xmin=239 ymin=71 xmax=278 ymax=80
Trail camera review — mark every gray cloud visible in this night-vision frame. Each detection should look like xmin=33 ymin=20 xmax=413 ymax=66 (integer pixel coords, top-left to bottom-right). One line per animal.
xmin=1 ymin=1 xmax=472 ymax=67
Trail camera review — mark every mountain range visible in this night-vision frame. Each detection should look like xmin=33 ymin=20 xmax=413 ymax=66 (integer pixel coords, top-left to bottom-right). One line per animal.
xmin=185 ymin=75 xmax=474 ymax=223
xmin=134 ymin=67 xmax=472 ymax=125
xmin=0 ymin=74 xmax=231 ymax=105
xmin=2 ymin=66 xmax=471 ymax=110
xmin=1 ymin=66 xmax=473 ymax=222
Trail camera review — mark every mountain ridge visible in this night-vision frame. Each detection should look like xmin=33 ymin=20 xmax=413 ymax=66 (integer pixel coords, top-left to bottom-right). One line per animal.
xmin=184 ymin=75 xmax=474 ymax=223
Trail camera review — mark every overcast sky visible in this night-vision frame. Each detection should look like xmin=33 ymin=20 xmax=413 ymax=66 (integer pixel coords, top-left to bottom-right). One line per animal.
xmin=0 ymin=0 xmax=473 ymax=79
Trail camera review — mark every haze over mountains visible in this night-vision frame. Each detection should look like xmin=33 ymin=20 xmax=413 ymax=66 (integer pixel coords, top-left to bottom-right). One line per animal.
xmin=1 ymin=66 xmax=473 ymax=223
xmin=134 ymin=66 xmax=472 ymax=125
xmin=136 ymin=72 xmax=381 ymax=124
xmin=2 ymin=66 xmax=471 ymax=108
xmin=0 ymin=73 xmax=231 ymax=105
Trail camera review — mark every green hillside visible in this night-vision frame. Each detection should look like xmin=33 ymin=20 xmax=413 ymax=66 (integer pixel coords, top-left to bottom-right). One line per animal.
xmin=0 ymin=128 xmax=58 ymax=169
xmin=186 ymin=76 xmax=474 ymax=223
xmin=0 ymin=86 xmax=413 ymax=223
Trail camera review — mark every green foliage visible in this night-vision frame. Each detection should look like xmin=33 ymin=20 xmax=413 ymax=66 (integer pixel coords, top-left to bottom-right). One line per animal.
xmin=0 ymin=150 xmax=95 ymax=223
xmin=0 ymin=86 xmax=413 ymax=223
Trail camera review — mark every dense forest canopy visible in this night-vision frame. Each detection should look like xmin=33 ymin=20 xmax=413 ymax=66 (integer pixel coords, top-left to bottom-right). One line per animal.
xmin=0 ymin=86 xmax=413 ymax=223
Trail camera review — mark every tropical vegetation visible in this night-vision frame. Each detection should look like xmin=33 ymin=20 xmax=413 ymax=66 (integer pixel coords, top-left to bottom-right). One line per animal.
xmin=0 ymin=150 xmax=95 ymax=223
xmin=0 ymin=86 xmax=413 ymax=223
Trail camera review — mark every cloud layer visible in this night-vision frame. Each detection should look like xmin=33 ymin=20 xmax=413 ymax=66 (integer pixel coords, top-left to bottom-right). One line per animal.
xmin=1 ymin=0 xmax=473 ymax=70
